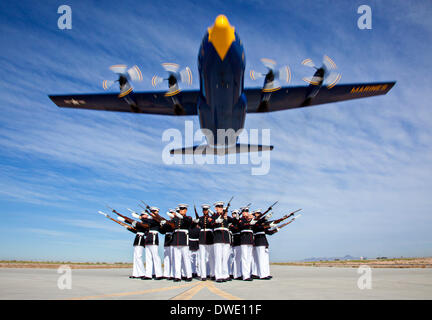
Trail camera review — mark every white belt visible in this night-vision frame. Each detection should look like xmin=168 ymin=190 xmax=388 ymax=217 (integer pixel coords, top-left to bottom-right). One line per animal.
xmin=189 ymin=238 xmax=199 ymax=241
xmin=254 ymin=232 xmax=265 ymax=235
xmin=174 ymin=229 xmax=189 ymax=233
xmin=148 ymin=230 xmax=158 ymax=234
xmin=166 ymin=232 xmax=172 ymax=235
xmin=200 ymin=229 xmax=213 ymax=232
xmin=137 ymin=232 xmax=145 ymax=236
xmin=214 ymin=227 xmax=229 ymax=232
xmin=241 ymin=230 xmax=253 ymax=233
xmin=233 ymin=232 xmax=240 ymax=236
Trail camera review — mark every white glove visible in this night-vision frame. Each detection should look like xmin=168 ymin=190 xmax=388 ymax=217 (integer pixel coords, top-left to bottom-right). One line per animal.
xmin=193 ymin=218 xmax=199 ymax=223
xmin=131 ymin=212 xmax=140 ymax=219
xmin=269 ymin=222 xmax=276 ymax=228
xmin=265 ymin=213 xmax=272 ymax=220
xmin=250 ymin=219 xmax=257 ymax=225
xmin=215 ymin=217 xmax=223 ymax=224
xmin=167 ymin=212 xmax=174 ymax=218
xmin=160 ymin=220 xmax=166 ymax=226
xmin=117 ymin=216 xmax=125 ymax=222
xmin=276 ymin=227 xmax=280 ymax=232
xmin=131 ymin=220 xmax=137 ymax=227
xmin=175 ymin=213 xmax=183 ymax=219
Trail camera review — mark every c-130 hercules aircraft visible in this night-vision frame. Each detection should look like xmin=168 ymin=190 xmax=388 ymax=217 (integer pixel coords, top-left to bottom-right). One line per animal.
xmin=49 ymin=15 xmax=396 ymax=154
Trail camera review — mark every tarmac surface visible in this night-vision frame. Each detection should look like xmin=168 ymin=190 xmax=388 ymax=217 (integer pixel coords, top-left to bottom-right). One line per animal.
xmin=1 ymin=265 xmax=432 ymax=299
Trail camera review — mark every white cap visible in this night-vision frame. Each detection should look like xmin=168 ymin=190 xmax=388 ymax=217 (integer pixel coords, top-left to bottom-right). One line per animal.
xmin=240 ymin=206 xmax=250 ymax=212
xmin=178 ymin=204 xmax=188 ymax=209
xmin=150 ymin=207 xmax=160 ymax=212
xmin=214 ymin=201 xmax=224 ymax=207
xmin=201 ymin=204 xmax=210 ymax=209
xmin=253 ymin=209 xmax=262 ymax=214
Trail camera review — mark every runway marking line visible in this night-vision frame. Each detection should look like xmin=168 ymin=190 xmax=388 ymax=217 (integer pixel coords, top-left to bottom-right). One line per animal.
xmin=206 ymin=282 xmax=243 ymax=300
xmin=67 ymin=282 xmax=196 ymax=300
xmin=169 ymin=282 xmax=206 ymax=300
xmin=67 ymin=280 xmax=243 ymax=300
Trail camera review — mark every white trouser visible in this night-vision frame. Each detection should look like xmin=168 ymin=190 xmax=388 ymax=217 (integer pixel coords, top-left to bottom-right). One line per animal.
xmin=145 ymin=244 xmax=162 ymax=278
xmin=173 ymin=246 xmax=192 ymax=279
xmin=228 ymin=247 xmax=234 ymax=276
xmin=233 ymin=246 xmax=242 ymax=278
xmin=132 ymin=246 xmax=145 ymax=277
xmin=241 ymin=244 xmax=253 ymax=280
xmin=252 ymin=247 xmax=258 ymax=276
xmin=190 ymin=250 xmax=199 ymax=275
xmin=199 ymin=244 xmax=214 ymax=278
xmin=254 ymin=246 xmax=270 ymax=278
xmin=169 ymin=246 xmax=175 ymax=278
xmin=163 ymin=246 xmax=171 ymax=278
xmin=214 ymin=243 xmax=231 ymax=280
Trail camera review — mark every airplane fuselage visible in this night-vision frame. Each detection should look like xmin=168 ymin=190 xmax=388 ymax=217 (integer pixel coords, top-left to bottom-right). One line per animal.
xmin=197 ymin=17 xmax=246 ymax=147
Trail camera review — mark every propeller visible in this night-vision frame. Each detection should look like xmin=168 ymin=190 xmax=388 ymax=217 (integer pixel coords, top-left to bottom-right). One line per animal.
xmin=151 ymin=63 xmax=192 ymax=97
xmin=250 ymin=58 xmax=291 ymax=92
xmin=102 ymin=65 xmax=143 ymax=98
xmin=301 ymin=55 xmax=341 ymax=89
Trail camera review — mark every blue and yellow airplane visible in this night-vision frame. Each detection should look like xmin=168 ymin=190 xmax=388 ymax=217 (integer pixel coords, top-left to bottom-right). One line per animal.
xmin=49 ymin=15 xmax=396 ymax=154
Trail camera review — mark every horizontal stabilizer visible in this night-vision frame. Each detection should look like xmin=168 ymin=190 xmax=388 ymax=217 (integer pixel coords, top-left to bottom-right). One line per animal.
xmin=170 ymin=144 xmax=274 ymax=155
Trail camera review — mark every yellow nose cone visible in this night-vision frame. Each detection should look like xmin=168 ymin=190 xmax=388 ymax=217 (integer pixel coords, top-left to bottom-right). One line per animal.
xmin=208 ymin=15 xmax=235 ymax=60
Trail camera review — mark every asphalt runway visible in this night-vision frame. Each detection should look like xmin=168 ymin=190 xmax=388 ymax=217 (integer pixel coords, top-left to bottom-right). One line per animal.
xmin=1 ymin=265 xmax=431 ymax=300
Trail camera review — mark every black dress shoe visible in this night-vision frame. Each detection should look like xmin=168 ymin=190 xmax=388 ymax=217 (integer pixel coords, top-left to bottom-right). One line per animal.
xmin=234 ymin=277 xmax=242 ymax=280
xmin=200 ymin=278 xmax=207 ymax=281
xmin=173 ymin=278 xmax=181 ymax=282
xmin=141 ymin=277 xmax=152 ymax=280
xmin=229 ymin=275 xmax=234 ymax=279
xmin=216 ymin=279 xmax=224 ymax=283
xmin=181 ymin=276 xmax=187 ymax=280
xmin=185 ymin=278 xmax=192 ymax=282
xmin=251 ymin=275 xmax=259 ymax=279
xmin=169 ymin=277 xmax=174 ymax=281
xmin=243 ymin=278 xmax=253 ymax=281
xmin=225 ymin=277 xmax=232 ymax=281
xmin=211 ymin=276 xmax=216 ymax=281
xmin=192 ymin=273 xmax=198 ymax=278
xmin=155 ymin=277 xmax=163 ymax=280
xmin=129 ymin=276 xmax=136 ymax=279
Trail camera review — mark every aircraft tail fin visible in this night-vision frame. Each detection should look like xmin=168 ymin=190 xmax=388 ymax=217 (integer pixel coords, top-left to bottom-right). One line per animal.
xmin=170 ymin=144 xmax=273 ymax=155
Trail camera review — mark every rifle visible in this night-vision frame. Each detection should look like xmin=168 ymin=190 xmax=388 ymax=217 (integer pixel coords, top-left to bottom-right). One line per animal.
xmin=107 ymin=205 xmax=150 ymax=229
xmin=98 ymin=211 xmax=135 ymax=230
xmin=258 ymin=201 xmax=278 ymax=220
xmin=277 ymin=213 xmax=302 ymax=229
xmin=223 ymin=196 xmax=234 ymax=215
xmin=264 ymin=209 xmax=302 ymax=228
xmin=194 ymin=203 xmax=200 ymax=219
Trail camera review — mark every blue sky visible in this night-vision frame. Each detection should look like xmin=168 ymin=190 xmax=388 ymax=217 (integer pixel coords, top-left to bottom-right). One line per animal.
xmin=0 ymin=0 xmax=431 ymax=262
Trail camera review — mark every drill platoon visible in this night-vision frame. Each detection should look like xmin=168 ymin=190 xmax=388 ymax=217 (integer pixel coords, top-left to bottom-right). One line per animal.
xmin=98 ymin=198 xmax=301 ymax=282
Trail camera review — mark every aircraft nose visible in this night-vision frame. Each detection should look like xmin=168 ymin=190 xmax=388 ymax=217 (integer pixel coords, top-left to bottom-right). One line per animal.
xmin=208 ymin=14 xmax=236 ymax=60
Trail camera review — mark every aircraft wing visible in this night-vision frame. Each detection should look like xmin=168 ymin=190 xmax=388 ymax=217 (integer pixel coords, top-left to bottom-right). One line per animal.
xmin=49 ymin=90 xmax=200 ymax=115
xmin=245 ymin=81 xmax=396 ymax=113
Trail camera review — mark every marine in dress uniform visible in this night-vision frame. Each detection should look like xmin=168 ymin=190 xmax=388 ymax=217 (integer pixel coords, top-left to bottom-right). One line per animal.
xmin=189 ymin=222 xmax=200 ymax=278
xmin=252 ymin=209 xmax=278 ymax=279
xmin=170 ymin=204 xmax=193 ymax=282
xmin=140 ymin=207 xmax=163 ymax=280
xmin=160 ymin=209 xmax=175 ymax=279
xmin=238 ymin=207 xmax=257 ymax=281
xmin=196 ymin=204 xmax=215 ymax=281
xmin=212 ymin=201 xmax=233 ymax=282
xmin=229 ymin=209 xmax=242 ymax=280
xmin=129 ymin=216 xmax=148 ymax=279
